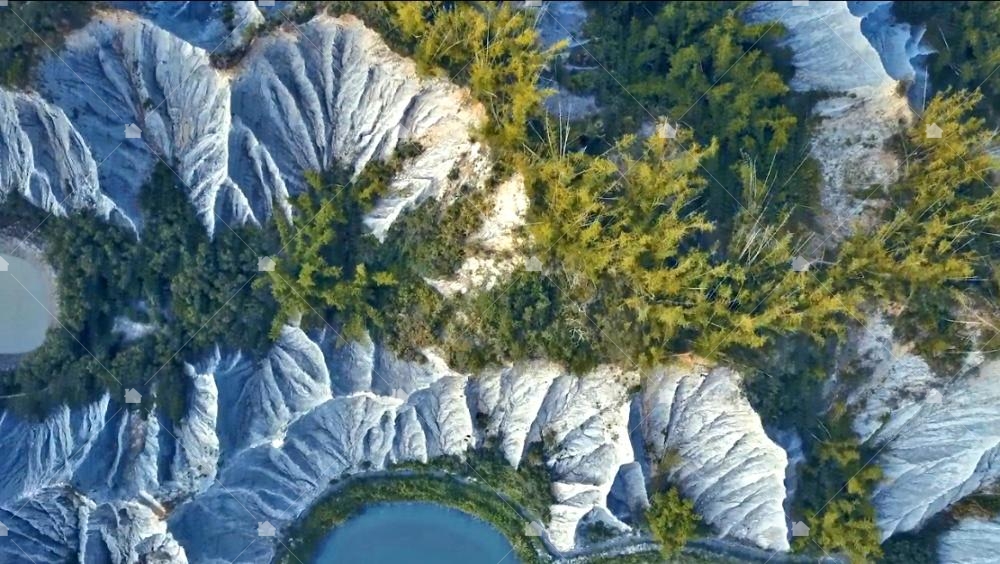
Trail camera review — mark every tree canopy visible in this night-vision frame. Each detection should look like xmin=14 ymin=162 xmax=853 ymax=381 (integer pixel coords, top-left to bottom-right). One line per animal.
xmin=646 ymin=488 xmax=701 ymax=557
xmin=2 ymin=164 xmax=277 ymax=420
xmin=565 ymin=1 xmax=820 ymax=234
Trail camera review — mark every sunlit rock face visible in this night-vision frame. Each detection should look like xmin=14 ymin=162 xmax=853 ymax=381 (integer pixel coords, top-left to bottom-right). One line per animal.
xmin=0 ymin=412 xmax=188 ymax=564
xmin=870 ymin=365 xmax=1000 ymax=537
xmin=170 ymin=363 xmax=220 ymax=493
xmin=845 ymin=319 xmax=1000 ymax=540
xmin=229 ymin=14 xmax=489 ymax=240
xmin=0 ymin=489 xmax=90 ymax=563
xmin=473 ymin=361 xmax=563 ymax=467
xmin=0 ymin=394 xmax=111 ymax=502
xmin=169 ymin=346 xmax=638 ymax=560
xmin=749 ymin=1 xmax=892 ymax=91
xmin=641 ymin=366 xmax=791 ymax=552
xmin=113 ymin=0 xmax=264 ymax=53
xmin=38 ymin=11 xmax=230 ymax=232
xmin=0 ymin=91 xmax=124 ymax=226
xmin=4 ymin=12 xmax=487 ymax=237
xmin=940 ymin=518 xmax=1000 ymax=564
xmin=850 ymin=0 xmax=934 ymax=106
xmin=528 ymin=366 xmax=637 ymax=551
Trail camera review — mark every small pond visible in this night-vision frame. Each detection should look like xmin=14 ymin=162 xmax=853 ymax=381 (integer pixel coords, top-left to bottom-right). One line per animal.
xmin=312 ymin=502 xmax=519 ymax=564
xmin=0 ymin=253 xmax=54 ymax=355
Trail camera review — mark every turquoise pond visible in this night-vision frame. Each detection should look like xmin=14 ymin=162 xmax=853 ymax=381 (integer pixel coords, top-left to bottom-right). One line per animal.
xmin=312 ymin=502 xmax=519 ymax=564
xmin=0 ymin=253 xmax=53 ymax=355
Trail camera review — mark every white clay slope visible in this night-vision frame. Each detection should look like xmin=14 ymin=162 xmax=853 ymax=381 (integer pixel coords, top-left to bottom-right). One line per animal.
xmin=0 ymin=8 xmax=800 ymax=563
xmin=0 ymin=327 xmax=795 ymax=561
xmin=3 ymin=12 xmax=487 ymax=238
xmin=940 ymin=517 xmax=1000 ymax=564
xmin=642 ymin=366 xmax=791 ymax=552
xmin=847 ymin=326 xmax=1000 ymax=539
xmin=746 ymin=1 xmax=912 ymax=247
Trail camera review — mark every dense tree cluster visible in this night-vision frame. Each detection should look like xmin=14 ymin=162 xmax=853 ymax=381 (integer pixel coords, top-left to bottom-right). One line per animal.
xmin=564 ymin=1 xmax=821 ymax=234
xmin=264 ymin=157 xmax=400 ymax=341
xmin=523 ymin=132 xmax=854 ymax=366
xmin=1 ymin=164 xmax=277 ymax=420
xmin=392 ymin=2 xmax=556 ymax=153
xmin=4 ymin=2 xmax=998 ymax=560
xmin=645 ymin=488 xmax=701 ymax=557
xmin=794 ymin=407 xmax=883 ymax=563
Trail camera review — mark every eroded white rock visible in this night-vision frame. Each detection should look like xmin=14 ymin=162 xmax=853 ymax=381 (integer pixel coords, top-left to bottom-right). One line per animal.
xmin=170 ymin=361 xmax=221 ymax=493
xmin=530 ymin=366 xmax=637 ymax=551
xmin=641 ymin=365 xmax=790 ymax=551
xmin=940 ymin=517 xmax=1000 ymax=564
xmin=747 ymin=1 xmax=912 ymax=247
xmin=474 ymin=361 xmax=561 ymax=466
xmin=0 ymin=7 xmax=813 ymax=561
xmin=428 ymin=174 xmax=531 ymax=296
xmin=859 ymin=358 xmax=1000 ymax=539
xmin=0 ymin=91 xmax=124 ymax=226
xmin=5 ymin=13 xmax=488 ymax=241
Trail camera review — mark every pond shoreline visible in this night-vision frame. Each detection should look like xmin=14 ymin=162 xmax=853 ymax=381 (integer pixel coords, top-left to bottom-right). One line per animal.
xmin=0 ymin=227 xmax=60 ymax=370
xmin=311 ymin=500 xmax=519 ymax=563
xmin=276 ymin=470 xmax=549 ymax=564
xmin=277 ymin=468 xmax=835 ymax=564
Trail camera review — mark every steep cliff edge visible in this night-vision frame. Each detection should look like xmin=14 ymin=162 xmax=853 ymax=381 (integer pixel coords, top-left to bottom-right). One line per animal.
xmin=0 ymin=329 xmax=792 ymax=561
xmin=2 ymin=12 xmax=487 ymax=237
xmin=844 ymin=317 xmax=1000 ymax=540
xmin=642 ymin=366 xmax=791 ymax=552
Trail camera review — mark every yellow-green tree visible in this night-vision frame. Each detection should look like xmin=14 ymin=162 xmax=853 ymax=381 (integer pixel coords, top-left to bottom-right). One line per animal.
xmin=834 ymin=89 xmax=1000 ymax=365
xmin=795 ymin=437 xmax=883 ymax=562
xmin=527 ymin=132 xmax=854 ymax=364
xmin=527 ymin=131 xmax=719 ymax=363
xmin=392 ymin=1 xmax=560 ymax=153
xmin=690 ymin=162 xmax=858 ymax=356
xmin=263 ymin=164 xmax=397 ymax=340
xmin=646 ymin=488 xmax=700 ymax=557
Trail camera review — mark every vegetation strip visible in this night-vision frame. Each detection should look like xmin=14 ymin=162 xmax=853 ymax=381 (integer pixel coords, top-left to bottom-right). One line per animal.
xmin=3 ymin=2 xmax=1000 ymax=562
